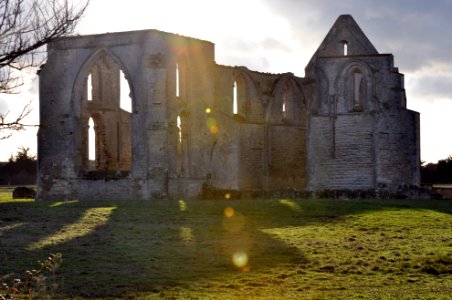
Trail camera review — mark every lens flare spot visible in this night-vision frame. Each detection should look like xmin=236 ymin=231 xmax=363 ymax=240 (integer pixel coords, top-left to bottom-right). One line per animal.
xmin=206 ymin=117 xmax=217 ymax=128
xmin=224 ymin=193 xmax=231 ymax=199
xmin=179 ymin=200 xmax=186 ymax=212
xmin=224 ymin=206 xmax=234 ymax=218
xmin=206 ymin=117 xmax=218 ymax=134
xmin=223 ymin=210 xmax=245 ymax=232
xmin=205 ymin=107 xmax=212 ymax=114
xmin=210 ymin=126 xmax=219 ymax=134
xmin=232 ymin=251 xmax=249 ymax=269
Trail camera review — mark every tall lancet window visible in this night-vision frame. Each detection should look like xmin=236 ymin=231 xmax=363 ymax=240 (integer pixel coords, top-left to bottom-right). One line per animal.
xmin=87 ymin=73 xmax=93 ymax=101
xmin=88 ymin=117 xmax=96 ymax=164
xmin=233 ymin=75 xmax=246 ymax=116
xmin=176 ymin=63 xmax=180 ymax=98
xmin=177 ymin=115 xmax=182 ymax=144
xmin=233 ymin=80 xmax=238 ymax=114
xmin=353 ymin=69 xmax=363 ymax=110
xmin=120 ymin=70 xmax=132 ymax=113
xmin=282 ymin=94 xmax=287 ymax=116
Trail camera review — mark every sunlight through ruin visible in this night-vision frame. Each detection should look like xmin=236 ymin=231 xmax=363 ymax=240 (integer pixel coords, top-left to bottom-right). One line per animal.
xmin=27 ymin=207 xmax=116 ymax=250
xmin=179 ymin=226 xmax=194 ymax=244
xmin=179 ymin=199 xmax=187 ymax=212
xmin=279 ymin=199 xmax=302 ymax=212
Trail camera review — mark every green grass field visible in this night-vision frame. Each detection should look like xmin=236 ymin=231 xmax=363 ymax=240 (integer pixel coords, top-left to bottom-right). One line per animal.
xmin=0 ymin=190 xmax=451 ymax=299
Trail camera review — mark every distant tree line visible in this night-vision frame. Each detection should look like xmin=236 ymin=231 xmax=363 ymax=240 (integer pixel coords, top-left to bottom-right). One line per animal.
xmin=0 ymin=147 xmax=450 ymax=186
xmin=0 ymin=146 xmax=36 ymax=185
xmin=421 ymin=155 xmax=452 ymax=184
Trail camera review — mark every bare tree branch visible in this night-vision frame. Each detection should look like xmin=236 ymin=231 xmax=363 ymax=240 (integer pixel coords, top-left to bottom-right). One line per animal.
xmin=0 ymin=101 xmax=39 ymax=139
xmin=0 ymin=0 xmax=89 ymax=136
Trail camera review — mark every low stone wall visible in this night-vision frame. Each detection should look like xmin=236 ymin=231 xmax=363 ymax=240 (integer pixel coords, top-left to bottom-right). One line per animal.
xmin=202 ymin=184 xmax=441 ymax=200
xmin=431 ymin=187 xmax=452 ymax=199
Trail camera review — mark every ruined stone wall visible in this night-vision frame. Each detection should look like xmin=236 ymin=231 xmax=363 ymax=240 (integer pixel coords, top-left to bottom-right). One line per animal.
xmin=375 ymin=110 xmax=420 ymax=191
xmin=38 ymin=30 xmax=216 ymax=200
xmin=207 ymin=65 xmax=240 ymax=190
xmin=305 ymin=18 xmax=420 ymax=193
xmin=269 ymin=126 xmax=307 ymax=189
xmin=165 ymin=34 xmax=217 ymax=198
xmin=308 ymin=114 xmax=376 ymax=190
xmin=210 ymin=66 xmax=307 ymax=192
xmin=38 ymin=15 xmax=420 ymax=201
xmin=238 ymin=124 xmax=265 ymax=189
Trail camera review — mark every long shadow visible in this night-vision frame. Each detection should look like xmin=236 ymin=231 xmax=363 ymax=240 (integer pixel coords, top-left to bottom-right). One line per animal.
xmin=0 ymin=201 xmax=91 ymax=270
xmin=0 ymin=197 xmax=451 ymax=298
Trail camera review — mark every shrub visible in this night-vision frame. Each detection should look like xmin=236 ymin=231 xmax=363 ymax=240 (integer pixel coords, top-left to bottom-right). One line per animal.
xmin=1 ymin=253 xmax=62 ymax=299
xmin=12 ymin=187 xmax=36 ymax=200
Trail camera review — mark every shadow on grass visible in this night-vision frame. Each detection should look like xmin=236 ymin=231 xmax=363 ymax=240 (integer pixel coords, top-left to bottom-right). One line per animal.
xmin=0 ymin=197 xmax=451 ymax=298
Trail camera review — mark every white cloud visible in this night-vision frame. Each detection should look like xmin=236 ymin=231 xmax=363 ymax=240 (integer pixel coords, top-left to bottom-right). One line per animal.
xmin=0 ymin=98 xmax=8 ymax=112
xmin=408 ymin=98 xmax=452 ymax=163
xmin=409 ymin=75 xmax=452 ymax=99
xmin=262 ymin=0 xmax=452 ymax=73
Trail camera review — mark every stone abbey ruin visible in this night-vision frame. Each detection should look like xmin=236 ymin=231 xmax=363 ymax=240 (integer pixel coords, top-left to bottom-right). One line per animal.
xmin=37 ymin=15 xmax=420 ymax=201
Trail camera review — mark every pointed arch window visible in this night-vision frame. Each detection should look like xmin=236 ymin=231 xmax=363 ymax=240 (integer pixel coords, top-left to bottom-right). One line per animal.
xmin=81 ymin=53 xmax=133 ymax=176
xmin=269 ymin=78 xmax=305 ymax=125
xmin=338 ymin=65 xmax=369 ymax=113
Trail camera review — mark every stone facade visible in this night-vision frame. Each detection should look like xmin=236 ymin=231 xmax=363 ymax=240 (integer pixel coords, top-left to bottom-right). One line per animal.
xmin=37 ymin=15 xmax=420 ymax=201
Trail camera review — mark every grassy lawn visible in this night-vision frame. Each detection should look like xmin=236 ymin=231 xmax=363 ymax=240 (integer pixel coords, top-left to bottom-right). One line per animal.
xmin=0 ymin=191 xmax=451 ymax=299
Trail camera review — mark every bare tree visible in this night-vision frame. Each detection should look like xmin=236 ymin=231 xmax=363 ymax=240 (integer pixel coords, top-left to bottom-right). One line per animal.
xmin=0 ymin=0 xmax=89 ymax=137
xmin=0 ymin=100 xmax=32 ymax=139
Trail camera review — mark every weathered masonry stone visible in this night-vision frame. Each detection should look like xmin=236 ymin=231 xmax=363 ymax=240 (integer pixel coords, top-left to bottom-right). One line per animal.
xmin=37 ymin=15 xmax=420 ymax=201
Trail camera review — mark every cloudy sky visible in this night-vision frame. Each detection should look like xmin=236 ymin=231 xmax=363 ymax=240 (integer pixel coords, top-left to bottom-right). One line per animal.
xmin=1 ymin=0 xmax=451 ymax=163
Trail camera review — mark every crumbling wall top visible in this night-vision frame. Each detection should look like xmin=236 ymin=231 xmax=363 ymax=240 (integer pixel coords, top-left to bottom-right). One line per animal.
xmin=48 ymin=29 xmax=214 ymax=51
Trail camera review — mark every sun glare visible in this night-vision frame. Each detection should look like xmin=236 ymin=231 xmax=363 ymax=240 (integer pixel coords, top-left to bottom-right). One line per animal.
xmin=232 ymin=251 xmax=249 ymax=269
